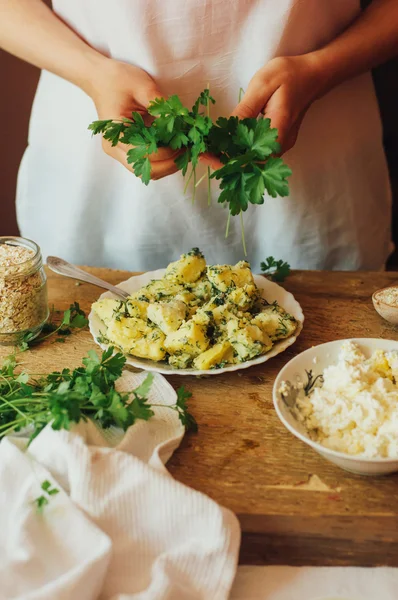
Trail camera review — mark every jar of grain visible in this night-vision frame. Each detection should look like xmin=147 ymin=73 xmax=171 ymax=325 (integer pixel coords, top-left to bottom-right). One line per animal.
xmin=0 ymin=237 xmax=49 ymax=345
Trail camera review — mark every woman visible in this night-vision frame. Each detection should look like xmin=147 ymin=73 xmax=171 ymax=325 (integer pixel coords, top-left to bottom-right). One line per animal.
xmin=1 ymin=0 xmax=397 ymax=271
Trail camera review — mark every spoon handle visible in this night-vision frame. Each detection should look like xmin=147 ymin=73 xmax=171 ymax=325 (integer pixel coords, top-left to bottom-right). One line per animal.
xmin=46 ymin=256 xmax=130 ymax=300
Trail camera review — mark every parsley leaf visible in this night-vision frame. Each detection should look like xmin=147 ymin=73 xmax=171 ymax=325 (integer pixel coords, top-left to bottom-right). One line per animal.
xmin=175 ymin=386 xmax=197 ymax=432
xmin=33 ymin=480 xmax=59 ymax=513
xmin=261 ymin=158 xmax=292 ymax=198
xmin=260 ymin=256 xmax=291 ymax=282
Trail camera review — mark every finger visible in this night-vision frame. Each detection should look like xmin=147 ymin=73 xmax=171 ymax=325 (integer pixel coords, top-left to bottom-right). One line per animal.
xmin=104 ymin=142 xmax=182 ymax=180
xmin=199 ymin=152 xmax=224 ymax=171
xmin=150 ymin=156 xmax=182 ymax=180
xmin=231 ymin=81 xmax=272 ymax=119
xmin=149 ymin=147 xmax=182 ymax=162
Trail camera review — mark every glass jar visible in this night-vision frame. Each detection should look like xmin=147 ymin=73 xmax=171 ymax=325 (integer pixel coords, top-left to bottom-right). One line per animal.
xmin=0 ymin=237 xmax=49 ymax=345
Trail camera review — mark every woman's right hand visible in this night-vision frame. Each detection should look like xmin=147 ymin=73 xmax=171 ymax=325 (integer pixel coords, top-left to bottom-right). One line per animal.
xmin=89 ymin=59 xmax=182 ymax=180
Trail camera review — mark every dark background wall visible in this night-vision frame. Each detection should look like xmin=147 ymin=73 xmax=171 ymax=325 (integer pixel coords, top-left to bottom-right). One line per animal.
xmin=1 ymin=0 xmax=398 ymax=265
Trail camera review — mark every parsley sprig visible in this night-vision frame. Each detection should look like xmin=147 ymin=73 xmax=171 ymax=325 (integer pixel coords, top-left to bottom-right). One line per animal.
xmin=261 ymin=256 xmax=291 ymax=282
xmin=0 ymin=348 xmax=196 ymax=444
xmin=88 ymin=90 xmax=292 ymax=253
xmin=34 ymin=480 xmax=59 ymax=513
xmin=19 ymin=302 xmax=88 ymax=351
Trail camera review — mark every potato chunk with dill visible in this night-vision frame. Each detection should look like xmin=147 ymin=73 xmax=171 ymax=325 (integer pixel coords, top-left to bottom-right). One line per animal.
xmin=165 ymin=248 xmax=206 ymax=284
xmin=133 ymin=279 xmax=184 ymax=303
xmin=251 ymin=303 xmax=297 ymax=341
xmin=106 ymin=317 xmax=166 ymax=361
xmin=92 ymin=299 xmax=122 ymax=326
xmin=164 ymin=319 xmax=209 ymax=357
xmin=193 ymin=341 xmax=234 ymax=370
xmin=227 ymin=318 xmax=272 ymax=361
xmin=147 ymin=300 xmax=187 ymax=335
xmin=207 ymin=261 xmax=254 ymax=292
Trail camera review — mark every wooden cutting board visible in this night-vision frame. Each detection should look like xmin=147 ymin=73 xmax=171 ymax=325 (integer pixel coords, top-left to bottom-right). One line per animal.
xmin=1 ymin=267 xmax=398 ymax=566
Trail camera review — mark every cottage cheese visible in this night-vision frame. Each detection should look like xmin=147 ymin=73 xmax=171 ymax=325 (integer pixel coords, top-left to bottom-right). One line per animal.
xmin=293 ymin=341 xmax=398 ymax=458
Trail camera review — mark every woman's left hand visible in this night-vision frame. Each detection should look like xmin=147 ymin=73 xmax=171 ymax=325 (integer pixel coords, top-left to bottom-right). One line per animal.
xmin=231 ymin=54 xmax=323 ymax=154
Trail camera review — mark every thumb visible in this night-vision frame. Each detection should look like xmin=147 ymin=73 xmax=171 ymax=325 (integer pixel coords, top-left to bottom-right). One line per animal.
xmin=231 ymin=83 xmax=271 ymax=119
xmin=136 ymin=83 xmax=164 ymax=109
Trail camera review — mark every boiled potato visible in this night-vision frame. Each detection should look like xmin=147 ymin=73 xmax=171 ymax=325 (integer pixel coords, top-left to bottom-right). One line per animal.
xmin=147 ymin=300 xmax=187 ymax=335
xmin=227 ymin=284 xmax=257 ymax=310
xmin=107 ymin=317 xmax=166 ymax=361
xmin=207 ymin=261 xmax=254 ymax=292
xmin=92 ymin=298 xmax=123 ymax=326
xmin=125 ymin=299 xmax=149 ymax=319
xmin=193 ymin=341 xmax=234 ymax=370
xmin=135 ymin=279 xmax=184 ymax=302
xmin=251 ymin=303 xmax=297 ymax=341
xmin=227 ymin=319 xmax=272 ymax=361
xmin=164 ymin=319 xmax=209 ymax=357
xmin=189 ymin=277 xmax=213 ymax=301
xmin=168 ymin=353 xmax=193 ymax=369
xmin=165 ymin=248 xmax=206 ymax=284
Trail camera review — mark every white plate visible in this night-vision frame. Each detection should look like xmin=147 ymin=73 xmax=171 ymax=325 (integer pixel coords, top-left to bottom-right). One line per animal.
xmin=273 ymin=338 xmax=398 ymax=476
xmin=89 ymin=269 xmax=304 ymax=376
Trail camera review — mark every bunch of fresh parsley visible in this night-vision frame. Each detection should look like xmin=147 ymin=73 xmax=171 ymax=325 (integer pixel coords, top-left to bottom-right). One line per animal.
xmin=0 ymin=348 xmax=196 ymax=444
xmin=88 ymin=90 xmax=292 ymax=253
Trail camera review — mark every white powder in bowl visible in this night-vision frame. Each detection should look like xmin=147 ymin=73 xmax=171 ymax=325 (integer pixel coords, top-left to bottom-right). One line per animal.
xmin=291 ymin=341 xmax=398 ymax=458
xmin=376 ymin=287 xmax=398 ymax=307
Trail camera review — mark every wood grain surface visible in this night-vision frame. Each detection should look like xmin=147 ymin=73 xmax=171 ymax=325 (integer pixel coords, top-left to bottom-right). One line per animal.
xmin=2 ymin=267 xmax=398 ymax=566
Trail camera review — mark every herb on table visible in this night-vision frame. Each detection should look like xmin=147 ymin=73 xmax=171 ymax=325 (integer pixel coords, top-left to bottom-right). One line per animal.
xmin=33 ymin=480 xmax=59 ymax=513
xmin=260 ymin=257 xmax=291 ymax=282
xmin=88 ymin=90 xmax=292 ymax=254
xmin=175 ymin=387 xmax=197 ymax=432
xmin=0 ymin=348 xmax=196 ymax=443
xmin=19 ymin=302 xmax=88 ymax=351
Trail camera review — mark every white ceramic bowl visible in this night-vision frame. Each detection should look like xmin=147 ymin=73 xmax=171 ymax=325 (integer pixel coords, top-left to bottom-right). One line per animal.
xmin=273 ymin=338 xmax=398 ymax=476
xmin=89 ymin=269 xmax=304 ymax=376
xmin=372 ymin=286 xmax=398 ymax=325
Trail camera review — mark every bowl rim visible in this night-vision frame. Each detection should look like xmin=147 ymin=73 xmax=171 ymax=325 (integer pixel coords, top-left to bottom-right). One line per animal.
xmin=273 ymin=337 xmax=398 ymax=464
xmin=372 ymin=286 xmax=398 ymax=309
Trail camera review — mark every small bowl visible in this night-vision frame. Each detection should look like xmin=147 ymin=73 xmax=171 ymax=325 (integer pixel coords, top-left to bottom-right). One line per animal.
xmin=273 ymin=338 xmax=398 ymax=476
xmin=372 ymin=286 xmax=398 ymax=325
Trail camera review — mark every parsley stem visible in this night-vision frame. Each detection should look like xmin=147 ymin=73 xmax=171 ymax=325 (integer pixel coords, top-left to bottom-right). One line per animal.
xmin=240 ymin=212 xmax=247 ymax=256
xmin=192 ymin=168 xmax=196 ymax=205
xmin=0 ymin=418 xmax=23 ymax=431
xmin=239 ymin=87 xmax=245 ymax=102
xmin=195 ymin=172 xmax=207 ymax=188
xmin=184 ymin=168 xmax=194 ymax=195
xmin=225 ymin=212 xmax=231 ymax=238
xmin=207 ymin=167 xmax=211 ymax=206
xmin=0 ymin=395 xmax=34 ymax=422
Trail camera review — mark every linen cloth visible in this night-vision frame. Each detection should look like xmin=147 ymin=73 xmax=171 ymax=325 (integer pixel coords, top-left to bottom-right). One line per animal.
xmin=0 ymin=371 xmax=240 ymax=600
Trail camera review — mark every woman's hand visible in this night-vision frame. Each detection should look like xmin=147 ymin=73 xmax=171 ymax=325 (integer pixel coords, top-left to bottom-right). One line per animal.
xmin=89 ymin=60 xmax=182 ymax=180
xmin=231 ymin=55 xmax=323 ymax=154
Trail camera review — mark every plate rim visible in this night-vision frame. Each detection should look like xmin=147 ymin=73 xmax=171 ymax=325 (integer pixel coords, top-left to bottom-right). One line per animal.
xmin=89 ymin=269 xmax=304 ymax=376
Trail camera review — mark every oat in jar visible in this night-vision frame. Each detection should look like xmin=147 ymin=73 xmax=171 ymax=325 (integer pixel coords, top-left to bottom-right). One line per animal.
xmin=0 ymin=236 xmax=49 ymax=345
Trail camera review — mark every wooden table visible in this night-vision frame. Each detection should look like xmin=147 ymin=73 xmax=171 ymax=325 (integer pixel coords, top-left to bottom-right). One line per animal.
xmin=2 ymin=268 xmax=398 ymax=567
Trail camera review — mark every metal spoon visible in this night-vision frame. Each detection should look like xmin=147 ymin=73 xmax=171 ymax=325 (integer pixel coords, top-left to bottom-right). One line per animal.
xmin=46 ymin=256 xmax=130 ymax=300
